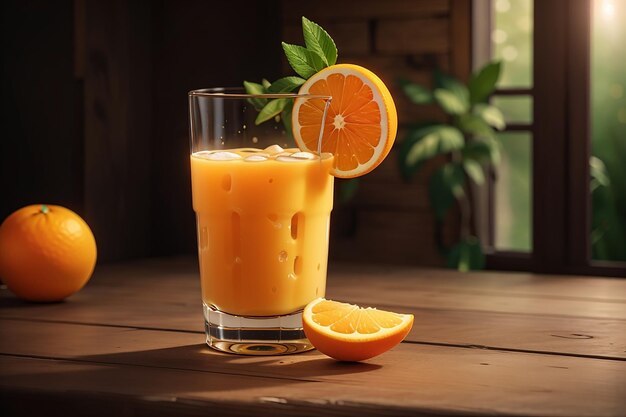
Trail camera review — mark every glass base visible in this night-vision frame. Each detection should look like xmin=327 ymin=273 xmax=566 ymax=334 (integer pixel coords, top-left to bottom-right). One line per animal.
xmin=203 ymin=303 xmax=314 ymax=355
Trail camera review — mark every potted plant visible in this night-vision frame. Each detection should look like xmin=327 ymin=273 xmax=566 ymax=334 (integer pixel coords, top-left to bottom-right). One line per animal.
xmin=398 ymin=61 xmax=505 ymax=271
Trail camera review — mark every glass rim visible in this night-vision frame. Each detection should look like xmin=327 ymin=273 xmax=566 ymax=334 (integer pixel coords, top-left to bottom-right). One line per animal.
xmin=188 ymin=87 xmax=331 ymax=100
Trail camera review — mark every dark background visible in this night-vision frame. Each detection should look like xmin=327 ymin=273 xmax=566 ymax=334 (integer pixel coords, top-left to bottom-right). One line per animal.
xmin=2 ymin=0 xmax=471 ymax=265
xmin=2 ymin=0 xmax=283 ymax=261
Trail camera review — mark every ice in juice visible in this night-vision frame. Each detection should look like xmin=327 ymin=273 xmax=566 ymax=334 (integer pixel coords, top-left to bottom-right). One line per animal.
xmin=190 ymin=146 xmax=334 ymax=316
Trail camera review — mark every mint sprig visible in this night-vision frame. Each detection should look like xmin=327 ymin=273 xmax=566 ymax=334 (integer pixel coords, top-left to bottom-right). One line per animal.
xmin=244 ymin=16 xmax=338 ymax=127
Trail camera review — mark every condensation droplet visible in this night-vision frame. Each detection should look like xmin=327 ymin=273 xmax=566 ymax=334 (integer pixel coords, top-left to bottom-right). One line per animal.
xmin=234 ymin=257 xmax=242 ymax=264
xmin=317 ymin=263 xmax=321 ymax=271
xmin=252 ymin=136 xmax=258 ymax=143
xmin=316 ymin=287 xmax=319 ymax=296
xmin=288 ymin=273 xmax=296 ymax=280
xmin=278 ymin=250 xmax=288 ymax=262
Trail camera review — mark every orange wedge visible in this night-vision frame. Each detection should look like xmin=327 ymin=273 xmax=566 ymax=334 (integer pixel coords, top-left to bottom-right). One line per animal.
xmin=302 ymin=298 xmax=414 ymax=362
xmin=292 ymin=64 xmax=398 ymax=178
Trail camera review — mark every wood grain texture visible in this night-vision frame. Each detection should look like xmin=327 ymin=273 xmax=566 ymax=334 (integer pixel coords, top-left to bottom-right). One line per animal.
xmin=83 ymin=0 xmax=152 ymax=261
xmin=281 ymin=0 xmax=450 ymax=21
xmin=376 ymin=18 xmax=450 ymax=54
xmin=1 ymin=324 xmax=625 ymax=417
xmin=1 ymin=258 xmax=625 ymax=359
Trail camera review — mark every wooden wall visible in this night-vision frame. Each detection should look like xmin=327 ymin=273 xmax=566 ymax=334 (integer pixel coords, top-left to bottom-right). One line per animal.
xmin=281 ymin=0 xmax=471 ymax=265
xmin=2 ymin=0 xmax=471 ymax=265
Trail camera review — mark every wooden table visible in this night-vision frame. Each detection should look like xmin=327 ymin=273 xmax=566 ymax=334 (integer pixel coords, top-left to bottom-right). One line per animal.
xmin=1 ymin=257 xmax=625 ymax=416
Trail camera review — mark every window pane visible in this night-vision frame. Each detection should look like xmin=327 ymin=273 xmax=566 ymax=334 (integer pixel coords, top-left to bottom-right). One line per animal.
xmin=492 ymin=0 xmax=533 ymax=87
xmin=591 ymin=0 xmax=626 ymax=261
xmin=491 ymin=95 xmax=532 ymax=124
xmin=495 ymin=132 xmax=532 ymax=251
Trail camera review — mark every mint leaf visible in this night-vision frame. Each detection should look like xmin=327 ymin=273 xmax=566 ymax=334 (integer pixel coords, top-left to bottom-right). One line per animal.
xmin=282 ymin=42 xmax=325 ymax=79
xmin=267 ymin=76 xmax=306 ymax=93
xmin=255 ymin=98 xmax=289 ymax=125
xmin=261 ymin=78 xmax=271 ymax=90
xmin=243 ymin=81 xmax=267 ymax=110
xmin=302 ymin=16 xmax=337 ymax=66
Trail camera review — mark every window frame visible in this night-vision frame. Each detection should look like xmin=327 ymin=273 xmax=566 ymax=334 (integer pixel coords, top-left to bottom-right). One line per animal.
xmin=473 ymin=0 xmax=626 ymax=277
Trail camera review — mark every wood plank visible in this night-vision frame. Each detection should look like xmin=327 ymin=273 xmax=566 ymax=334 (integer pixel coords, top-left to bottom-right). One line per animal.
xmin=1 ymin=322 xmax=625 ymax=417
xmin=376 ymin=18 xmax=449 ymax=55
xmin=1 ymin=259 xmax=625 ymax=359
xmin=283 ymin=21 xmax=370 ymax=55
xmin=83 ymin=0 xmax=152 ymax=261
xmin=281 ymin=0 xmax=450 ymax=21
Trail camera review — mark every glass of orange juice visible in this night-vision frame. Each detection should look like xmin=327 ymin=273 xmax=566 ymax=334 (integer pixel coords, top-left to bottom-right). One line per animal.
xmin=188 ymin=88 xmax=333 ymax=355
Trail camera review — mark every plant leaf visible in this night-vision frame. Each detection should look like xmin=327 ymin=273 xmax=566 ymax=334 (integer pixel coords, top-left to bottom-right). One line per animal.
xmin=446 ymin=236 xmax=485 ymax=271
xmin=243 ymin=81 xmax=268 ymax=110
xmin=590 ymin=155 xmax=610 ymax=192
xmin=338 ymin=178 xmax=360 ymax=203
xmin=475 ymin=104 xmax=505 ymax=130
xmin=463 ymin=159 xmax=485 ymax=185
xmin=267 ymin=76 xmax=306 ymax=93
xmin=462 ymin=141 xmax=496 ymax=165
xmin=434 ymin=70 xmax=470 ymax=106
xmin=434 ymin=88 xmax=468 ymax=115
xmin=469 ymin=61 xmax=502 ymax=104
xmin=281 ymin=100 xmax=294 ymax=138
xmin=398 ymin=79 xmax=432 ymax=104
xmin=282 ymin=42 xmax=325 ymax=79
xmin=255 ymin=98 xmax=289 ymax=125
xmin=261 ymin=79 xmax=272 ymax=90
xmin=399 ymin=125 xmax=464 ymax=179
xmin=429 ymin=162 xmax=465 ymax=221
xmin=457 ymin=113 xmax=496 ymax=139
xmin=302 ymin=16 xmax=337 ymax=66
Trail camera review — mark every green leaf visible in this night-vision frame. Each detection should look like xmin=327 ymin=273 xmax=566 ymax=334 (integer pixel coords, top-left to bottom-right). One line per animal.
xmin=398 ymin=79 xmax=432 ymax=104
xmin=590 ymin=156 xmax=610 ymax=192
xmin=282 ymin=42 xmax=325 ymax=79
xmin=469 ymin=61 xmax=502 ymax=104
xmin=302 ymin=16 xmax=337 ymax=66
xmin=434 ymin=70 xmax=470 ymax=106
xmin=243 ymin=81 xmax=268 ymax=111
xmin=446 ymin=236 xmax=485 ymax=271
xmin=281 ymin=100 xmax=294 ymax=138
xmin=399 ymin=125 xmax=465 ymax=179
xmin=475 ymin=104 xmax=505 ymax=130
xmin=457 ymin=113 xmax=496 ymax=139
xmin=267 ymin=76 xmax=306 ymax=93
xmin=255 ymin=98 xmax=289 ymax=125
xmin=463 ymin=159 xmax=485 ymax=185
xmin=261 ymin=79 xmax=272 ymax=90
xmin=429 ymin=162 xmax=465 ymax=221
xmin=462 ymin=141 xmax=498 ymax=165
xmin=434 ymin=89 xmax=468 ymax=115
xmin=338 ymin=178 xmax=360 ymax=203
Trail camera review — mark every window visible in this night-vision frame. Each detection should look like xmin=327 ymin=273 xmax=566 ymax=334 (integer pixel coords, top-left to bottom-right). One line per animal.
xmin=473 ymin=0 xmax=626 ymax=276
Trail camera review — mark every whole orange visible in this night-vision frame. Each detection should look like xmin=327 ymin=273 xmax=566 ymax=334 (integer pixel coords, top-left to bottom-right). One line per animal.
xmin=0 ymin=204 xmax=97 ymax=301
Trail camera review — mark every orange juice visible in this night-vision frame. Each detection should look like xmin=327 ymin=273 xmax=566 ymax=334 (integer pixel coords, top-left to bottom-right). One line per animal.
xmin=190 ymin=147 xmax=334 ymax=316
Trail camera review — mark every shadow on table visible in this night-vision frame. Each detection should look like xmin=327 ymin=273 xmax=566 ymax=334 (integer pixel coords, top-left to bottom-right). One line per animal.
xmin=5 ymin=343 xmax=382 ymax=400
xmin=79 ymin=343 xmax=382 ymax=380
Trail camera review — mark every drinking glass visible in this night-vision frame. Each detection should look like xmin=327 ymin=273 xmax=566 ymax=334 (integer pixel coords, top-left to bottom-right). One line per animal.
xmin=188 ymin=88 xmax=333 ymax=355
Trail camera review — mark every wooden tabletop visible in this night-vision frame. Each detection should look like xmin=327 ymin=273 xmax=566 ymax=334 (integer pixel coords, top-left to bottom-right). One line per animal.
xmin=1 ymin=257 xmax=625 ymax=417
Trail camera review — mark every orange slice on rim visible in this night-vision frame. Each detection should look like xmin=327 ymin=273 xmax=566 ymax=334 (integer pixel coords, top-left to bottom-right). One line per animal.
xmin=292 ymin=64 xmax=398 ymax=178
xmin=303 ymin=298 xmax=414 ymax=362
